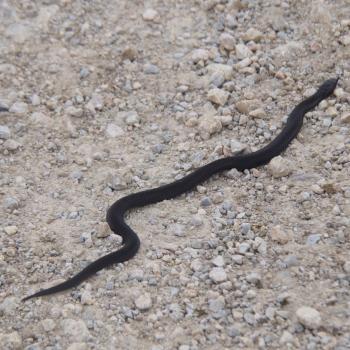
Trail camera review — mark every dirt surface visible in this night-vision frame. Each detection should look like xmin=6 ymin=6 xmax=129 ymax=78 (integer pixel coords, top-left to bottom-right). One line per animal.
xmin=1 ymin=0 xmax=350 ymax=349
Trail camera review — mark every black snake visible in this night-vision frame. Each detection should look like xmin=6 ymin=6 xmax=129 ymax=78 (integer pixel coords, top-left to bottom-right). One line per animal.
xmin=22 ymin=78 xmax=339 ymax=301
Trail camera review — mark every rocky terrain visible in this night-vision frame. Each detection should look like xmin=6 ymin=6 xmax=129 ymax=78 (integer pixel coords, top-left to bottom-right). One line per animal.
xmin=0 ymin=0 xmax=349 ymax=349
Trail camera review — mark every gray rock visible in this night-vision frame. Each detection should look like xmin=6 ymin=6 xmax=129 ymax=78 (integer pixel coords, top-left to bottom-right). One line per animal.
xmin=238 ymin=242 xmax=250 ymax=254
xmin=144 ymin=64 xmax=160 ymax=74
xmin=200 ymin=196 xmax=212 ymax=207
xmin=209 ymin=267 xmax=227 ymax=283
xmin=123 ymin=111 xmax=140 ymax=125
xmin=168 ymin=223 xmax=185 ymax=237
xmin=167 ymin=303 xmax=184 ymax=320
xmin=3 ymin=197 xmax=19 ymax=211
xmin=66 ymin=106 xmax=83 ymax=118
xmin=246 ymin=272 xmax=262 ymax=286
xmin=306 ymin=234 xmax=321 ymax=245
xmin=105 ymin=123 xmax=124 ymax=137
xmin=232 ymin=255 xmax=243 ymax=265
xmin=235 ymin=44 xmax=252 ymax=59
xmin=241 ymin=223 xmax=251 ymax=234
xmin=208 ymin=296 xmax=226 ymax=318
xmin=0 ymin=297 xmax=17 ymax=315
xmin=41 ymin=318 xmax=56 ymax=332
xmin=0 ymin=125 xmax=11 ymax=139
xmin=212 ymin=255 xmax=225 ymax=267
xmin=191 ymin=49 xmax=209 ymax=63
xmin=4 ymin=139 xmax=21 ymax=151
xmin=284 ymin=255 xmax=299 ymax=267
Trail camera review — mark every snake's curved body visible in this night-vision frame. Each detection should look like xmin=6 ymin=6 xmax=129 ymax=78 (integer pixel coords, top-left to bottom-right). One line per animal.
xmin=23 ymin=78 xmax=338 ymax=301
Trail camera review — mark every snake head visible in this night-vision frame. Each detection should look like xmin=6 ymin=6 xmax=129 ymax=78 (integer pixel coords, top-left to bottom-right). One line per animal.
xmin=317 ymin=77 xmax=339 ymax=99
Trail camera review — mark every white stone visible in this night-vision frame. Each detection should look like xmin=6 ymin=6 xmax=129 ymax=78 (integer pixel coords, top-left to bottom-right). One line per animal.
xmin=242 ymin=28 xmax=263 ymax=42
xmin=41 ymin=318 xmax=56 ymax=332
xmin=4 ymin=226 xmax=18 ymax=235
xmin=134 ymin=293 xmax=152 ymax=311
xmin=123 ymin=110 xmax=140 ymax=125
xmin=66 ymin=106 xmax=83 ymax=118
xmin=80 ymin=291 xmax=94 ymax=305
xmin=105 ymin=123 xmax=124 ymax=137
xmin=219 ymin=32 xmax=235 ymax=51
xmin=207 ymin=63 xmax=233 ymax=80
xmin=296 ymin=306 xmax=322 ymax=329
xmin=209 ymin=267 xmax=227 ymax=283
xmin=249 ymin=108 xmax=266 ymax=118
xmin=198 ymin=115 xmax=222 ymax=138
xmin=191 ymin=49 xmax=210 ymax=63
xmin=212 ymin=256 xmax=225 ymax=267
xmin=340 ymin=35 xmax=350 ymax=46
xmin=246 ymin=272 xmax=262 ymax=285
xmin=4 ymin=139 xmax=21 ymax=151
xmin=207 ymin=88 xmax=230 ymax=106
xmin=30 ymin=112 xmax=52 ymax=126
xmin=61 ymin=319 xmax=90 ymax=341
xmin=280 ymin=331 xmax=295 ymax=345
xmin=9 ymin=102 xmax=28 ymax=114
xmin=230 ymin=139 xmax=245 ymax=154
xmin=235 ymin=44 xmax=252 ymax=59
xmin=269 ymin=225 xmax=292 ymax=244
xmin=232 ymin=255 xmax=243 ymax=265
xmin=142 ymin=9 xmax=159 ymax=21
xmin=268 ymin=156 xmax=292 ymax=178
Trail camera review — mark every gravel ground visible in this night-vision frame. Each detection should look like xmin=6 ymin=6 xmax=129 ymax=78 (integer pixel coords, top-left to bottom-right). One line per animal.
xmin=1 ymin=0 xmax=350 ymax=349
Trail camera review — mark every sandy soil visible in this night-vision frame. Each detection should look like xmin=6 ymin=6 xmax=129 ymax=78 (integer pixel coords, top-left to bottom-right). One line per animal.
xmin=0 ymin=0 xmax=349 ymax=349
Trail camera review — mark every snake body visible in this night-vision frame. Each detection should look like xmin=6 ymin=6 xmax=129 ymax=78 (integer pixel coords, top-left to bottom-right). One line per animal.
xmin=23 ymin=78 xmax=338 ymax=301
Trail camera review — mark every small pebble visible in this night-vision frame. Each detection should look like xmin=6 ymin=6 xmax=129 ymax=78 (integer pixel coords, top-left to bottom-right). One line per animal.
xmin=242 ymin=28 xmax=263 ymax=42
xmin=296 ymin=306 xmax=322 ymax=329
xmin=144 ymin=64 xmax=160 ymax=75
xmin=135 ymin=293 xmax=152 ymax=311
xmin=268 ymin=156 xmax=292 ymax=178
xmin=207 ymin=88 xmax=230 ymax=106
xmin=4 ymin=139 xmax=21 ymax=151
xmin=9 ymin=102 xmax=28 ymax=114
xmin=4 ymin=226 xmax=18 ymax=235
xmin=61 ymin=319 xmax=90 ymax=341
xmin=219 ymin=32 xmax=235 ymax=51
xmin=306 ymin=234 xmax=321 ymax=245
xmin=0 ymin=125 xmax=11 ymax=139
xmin=142 ymin=9 xmax=159 ymax=22
xmin=209 ymin=267 xmax=227 ymax=283
xmin=235 ymin=44 xmax=252 ymax=59
xmin=3 ymin=197 xmax=19 ymax=211
xmin=212 ymin=255 xmax=225 ymax=267
xmin=105 ymin=123 xmax=124 ymax=137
